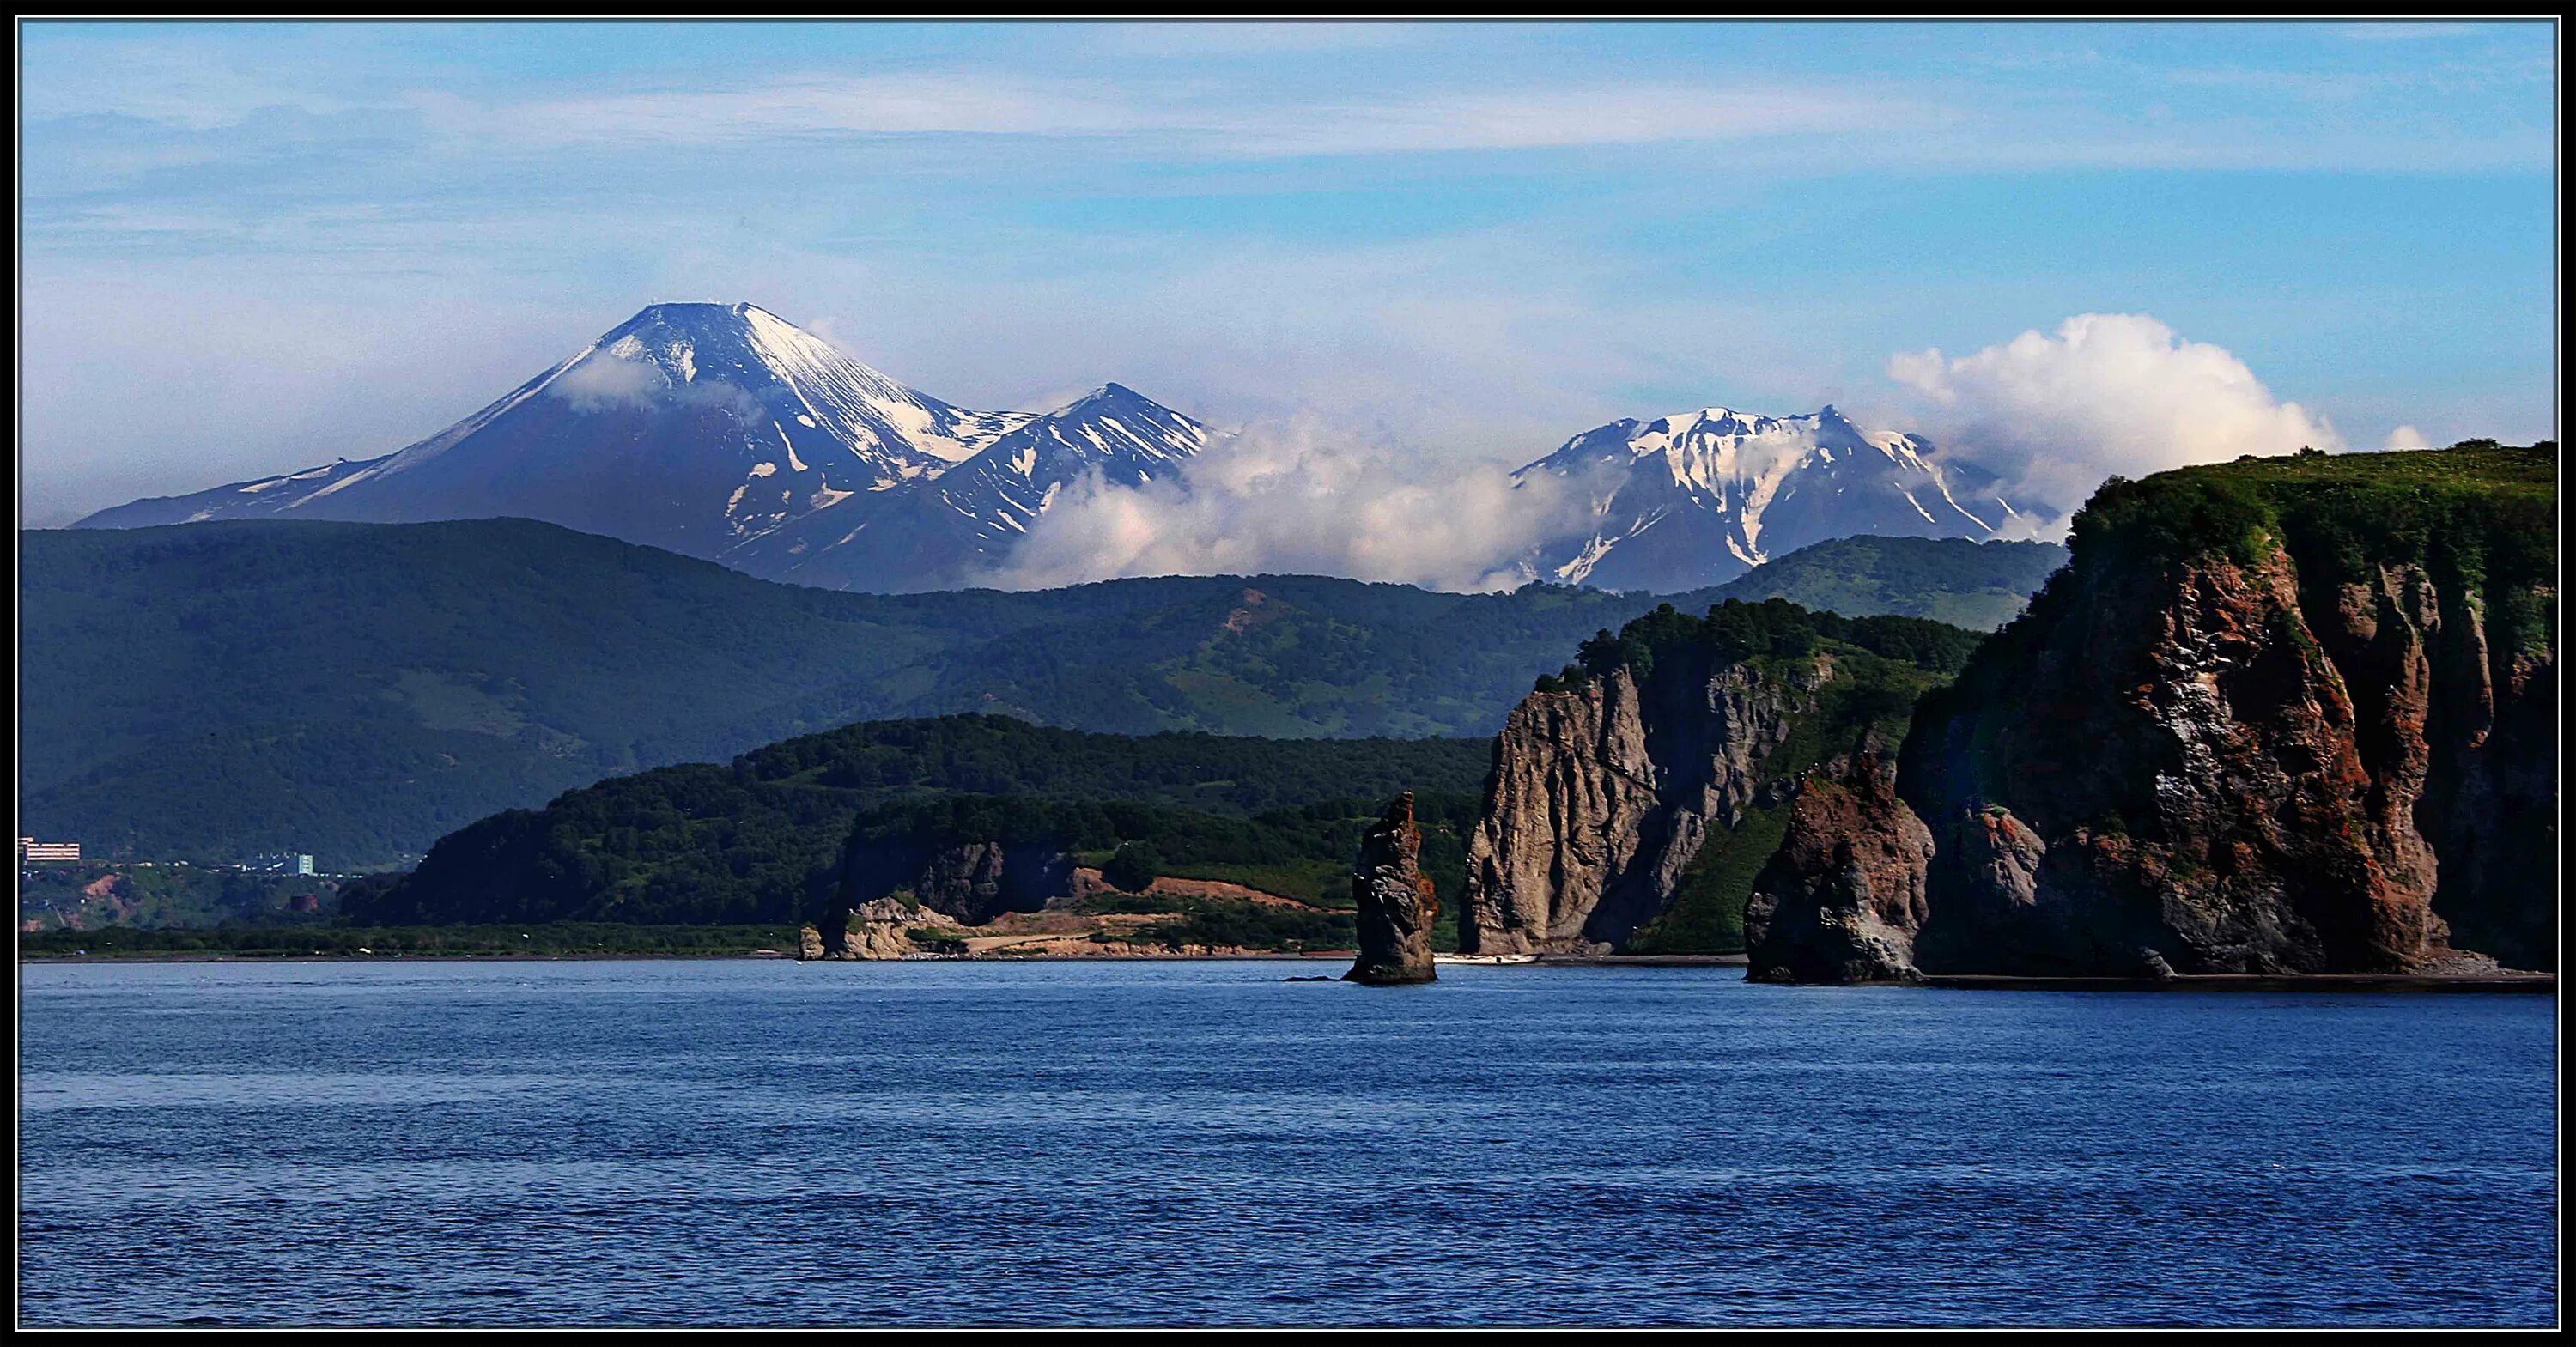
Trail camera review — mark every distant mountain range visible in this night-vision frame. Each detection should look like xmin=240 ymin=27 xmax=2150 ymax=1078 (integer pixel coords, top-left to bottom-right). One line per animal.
xmin=1513 ymin=405 xmax=2027 ymax=591
xmin=76 ymin=301 xmax=2031 ymax=593
xmin=20 ymin=519 xmax=2061 ymax=868
xmin=73 ymin=302 xmax=1211 ymax=592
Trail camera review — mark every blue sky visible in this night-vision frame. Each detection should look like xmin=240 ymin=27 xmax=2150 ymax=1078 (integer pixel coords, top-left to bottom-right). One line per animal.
xmin=17 ymin=19 xmax=2559 ymax=525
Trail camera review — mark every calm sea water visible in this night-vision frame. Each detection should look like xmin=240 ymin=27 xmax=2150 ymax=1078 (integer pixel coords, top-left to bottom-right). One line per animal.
xmin=17 ymin=960 xmax=2558 ymax=1327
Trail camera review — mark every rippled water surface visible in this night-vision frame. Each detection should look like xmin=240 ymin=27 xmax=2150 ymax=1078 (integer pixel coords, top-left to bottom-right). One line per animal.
xmin=17 ymin=960 xmax=2558 ymax=1326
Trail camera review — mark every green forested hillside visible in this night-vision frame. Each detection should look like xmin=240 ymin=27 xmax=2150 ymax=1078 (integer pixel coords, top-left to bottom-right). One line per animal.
xmin=19 ymin=522 xmax=1631 ymax=865
xmin=1693 ymin=536 xmax=2067 ymax=630
xmin=341 ymin=714 xmax=1490 ymax=928
xmin=21 ymin=520 xmax=2059 ymax=867
xmin=350 ymin=601 xmax=1981 ymax=951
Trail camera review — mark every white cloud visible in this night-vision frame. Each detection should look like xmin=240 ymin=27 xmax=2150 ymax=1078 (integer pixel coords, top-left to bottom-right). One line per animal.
xmin=549 ymin=352 xmax=766 ymax=420
xmin=1886 ymin=312 xmax=2343 ymax=523
xmin=996 ymin=416 xmax=1596 ymax=593
xmin=2381 ymin=424 xmax=2433 ymax=452
xmin=550 ymin=354 xmax=667 ymax=410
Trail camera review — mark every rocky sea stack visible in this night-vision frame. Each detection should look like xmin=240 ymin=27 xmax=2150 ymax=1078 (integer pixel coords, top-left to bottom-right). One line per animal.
xmin=1346 ymin=792 xmax=1438 ymax=985
xmin=1747 ymin=443 xmax=2558 ymax=982
xmin=1742 ymin=752 xmax=1934 ymax=983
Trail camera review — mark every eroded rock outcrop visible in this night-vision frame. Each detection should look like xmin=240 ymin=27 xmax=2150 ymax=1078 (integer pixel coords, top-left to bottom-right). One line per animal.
xmin=1749 ymin=447 xmax=2557 ymax=980
xmin=1347 ymin=792 xmax=1437 ymax=985
xmin=1743 ymin=754 xmax=1933 ymax=983
xmin=840 ymin=838 xmax=1075 ymax=926
xmin=1461 ymin=652 xmax=1837 ymax=954
xmin=841 ymin=897 xmax=964 ymax=959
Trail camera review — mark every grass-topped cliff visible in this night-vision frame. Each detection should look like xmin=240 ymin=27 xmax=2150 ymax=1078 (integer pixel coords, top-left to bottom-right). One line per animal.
xmin=1911 ymin=441 xmax=2556 ymax=810
xmin=1886 ymin=440 xmax=2558 ymax=975
xmin=2063 ymin=441 xmax=2555 ymax=658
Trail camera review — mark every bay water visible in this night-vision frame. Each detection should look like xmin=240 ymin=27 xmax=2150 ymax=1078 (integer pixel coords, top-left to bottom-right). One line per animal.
xmin=17 ymin=960 xmax=2557 ymax=1326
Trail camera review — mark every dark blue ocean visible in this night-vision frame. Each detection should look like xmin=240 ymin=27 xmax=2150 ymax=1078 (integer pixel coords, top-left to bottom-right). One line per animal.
xmin=16 ymin=960 xmax=2558 ymax=1327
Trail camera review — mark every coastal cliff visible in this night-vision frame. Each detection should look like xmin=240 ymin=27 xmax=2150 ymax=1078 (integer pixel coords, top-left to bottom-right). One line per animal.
xmin=1462 ymin=601 xmax=1982 ymax=954
xmin=1347 ymin=792 xmax=1438 ymax=984
xmin=1747 ymin=443 xmax=2557 ymax=980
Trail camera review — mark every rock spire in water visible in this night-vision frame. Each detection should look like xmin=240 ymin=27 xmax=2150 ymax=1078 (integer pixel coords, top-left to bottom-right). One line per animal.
xmin=1346 ymin=792 xmax=1438 ymax=986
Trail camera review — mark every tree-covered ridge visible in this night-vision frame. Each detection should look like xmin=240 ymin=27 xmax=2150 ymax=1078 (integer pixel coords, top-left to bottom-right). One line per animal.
xmin=1693 ymin=536 xmax=2067 ymax=631
xmin=1536 ymin=596 xmax=1984 ymax=693
xmin=341 ymin=715 xmax=1490 ymax=928
xmin=18 ymin=522 xmax=1670 ymax=866
xmin=21 ymin=519 xmax=2069 ymax=868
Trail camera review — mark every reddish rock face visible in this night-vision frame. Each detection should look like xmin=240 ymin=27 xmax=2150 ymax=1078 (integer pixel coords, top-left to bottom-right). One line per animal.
xmin=1743 ymin=754 xmax=1934 ymax=983
xmin=1908 ymin=550 xmax=2409 ymax=973
xmin=1742 ymin=446 xmax=2556 ymax=986
xmin=1886 ymin=537 xmax=2552 ymax=977
xmin=1348 ymin=792 xmax=1438 ymax=986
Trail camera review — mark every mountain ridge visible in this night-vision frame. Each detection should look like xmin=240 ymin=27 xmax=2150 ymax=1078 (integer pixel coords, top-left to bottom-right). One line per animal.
xmin=73 ymin=302 xmax=1209 ymax=592
xmin=1516 ymin=403 xmax=2027 ymax=592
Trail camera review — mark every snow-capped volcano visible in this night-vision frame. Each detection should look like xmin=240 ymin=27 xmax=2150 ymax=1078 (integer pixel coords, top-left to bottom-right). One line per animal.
xmin=1517 ymin=404 xmax=2023 ymax=592
xmin=75 ymin=303 xmax=1207 ymax=590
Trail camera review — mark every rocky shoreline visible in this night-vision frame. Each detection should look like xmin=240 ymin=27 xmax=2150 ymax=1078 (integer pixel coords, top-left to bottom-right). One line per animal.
xmin=20 ymin=948 xmax=2550 ymax=994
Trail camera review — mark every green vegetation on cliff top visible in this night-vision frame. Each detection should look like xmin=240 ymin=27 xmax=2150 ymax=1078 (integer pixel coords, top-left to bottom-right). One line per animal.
xmin=2071 ymin=441 xmax=2555 ymax=650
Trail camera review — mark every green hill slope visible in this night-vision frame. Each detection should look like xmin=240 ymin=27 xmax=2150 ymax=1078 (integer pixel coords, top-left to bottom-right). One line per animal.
xmin=21 ymin=519 xmax=2062 ymax=868
xmin=1689 ymin=536 xmax=2067 ymax=630
xmin=341 ymin=714 xmax=1491 ymax=929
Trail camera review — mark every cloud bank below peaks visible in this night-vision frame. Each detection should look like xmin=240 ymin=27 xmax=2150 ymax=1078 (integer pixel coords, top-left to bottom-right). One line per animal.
xmin=998 ymin=312 xmax=2370 ymax=586
xmin=1886 ymin=312 xmax=2342 ymax=522
xmin=994 ymin=416 xmax=1595 ymax=594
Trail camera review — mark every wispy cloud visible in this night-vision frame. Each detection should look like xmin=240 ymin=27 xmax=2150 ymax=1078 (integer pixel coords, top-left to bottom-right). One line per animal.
xmin=1224 ymin=84 xmax=1928 ymax=156
xmin=19 ymin=33 xmax=386 ymax=129
xmin=412 ymin=73 xmax=1929 ymax=158
xmin=1087 ymin=21 xmax=1429 ymax=57
xmin=427 ymin=74 xmax=1145 ymax=146
xmin=2336 ymin=21 xmax=2485 ymax=42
